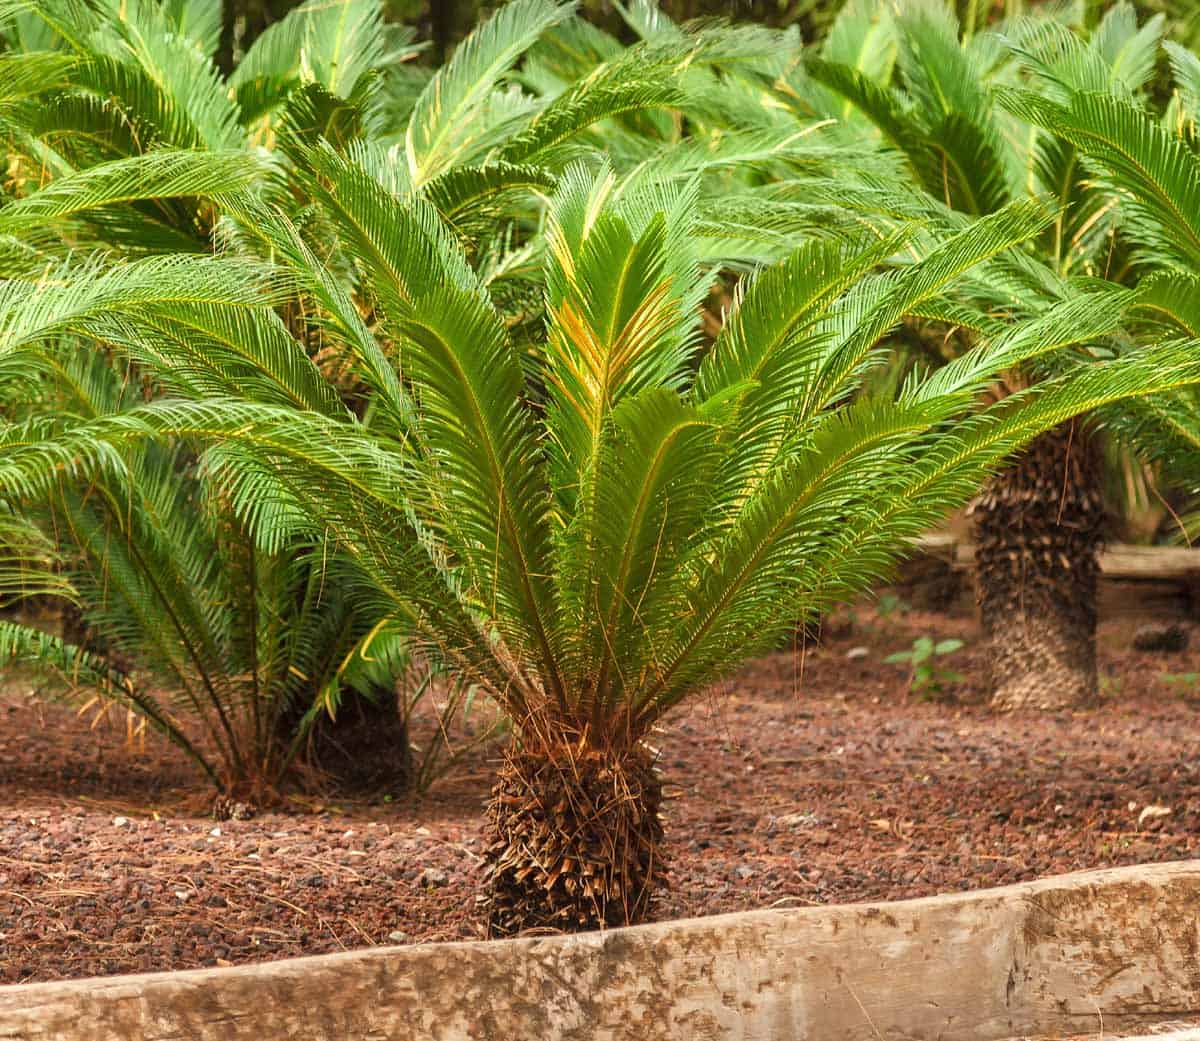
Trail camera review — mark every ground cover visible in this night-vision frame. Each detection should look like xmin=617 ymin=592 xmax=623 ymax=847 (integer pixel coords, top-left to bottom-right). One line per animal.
xmin=2 ymin=601 xmax=1197 ymax=983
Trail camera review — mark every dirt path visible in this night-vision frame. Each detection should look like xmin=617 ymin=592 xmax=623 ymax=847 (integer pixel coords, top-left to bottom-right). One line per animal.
xmin=2 ymin=602 xmax=1198 ymax=983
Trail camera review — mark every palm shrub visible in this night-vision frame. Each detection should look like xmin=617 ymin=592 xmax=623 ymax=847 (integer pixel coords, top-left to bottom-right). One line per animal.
xmin=0 ymin=337 xmax=413 ymax=807
xmin=1001 ymin=45 xmax=1200 ymax=533
xmin=9 ymin=156 xmax=1200 ymax=930
xmin=805 ymin=0 xmax=1182 ymax=709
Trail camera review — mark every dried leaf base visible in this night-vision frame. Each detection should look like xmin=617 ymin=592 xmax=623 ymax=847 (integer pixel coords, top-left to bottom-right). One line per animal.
xmin=481 ymin=740 xmax=666 ymax=938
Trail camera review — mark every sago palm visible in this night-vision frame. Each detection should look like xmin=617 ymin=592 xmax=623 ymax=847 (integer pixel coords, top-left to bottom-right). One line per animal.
xmin=0 ymin=338 xmax=411 ymax=807
xmin=806 ymin=0 xmax=1179 ymax=709
xmin=7 ymin=157 xmax=1200 ymax=931
xmin=1001 ymin=43 xmax=1200 ymax=532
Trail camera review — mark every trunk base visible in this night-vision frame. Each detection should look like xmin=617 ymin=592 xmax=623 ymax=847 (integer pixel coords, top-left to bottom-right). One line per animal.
xmin=970 ymin=424 xmax=1104 ymax=711
xmin=480 ymin=740 xmax=666 ymax=938
xmin=986 ymin=615 xmax=1096 ymax=710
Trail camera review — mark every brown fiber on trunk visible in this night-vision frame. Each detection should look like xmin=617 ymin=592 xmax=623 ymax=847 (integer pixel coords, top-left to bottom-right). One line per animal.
xmin=970 ymin=423 xmax=1105 ymax=711
xmin=480 ymin=737 xmax=666 ymax=938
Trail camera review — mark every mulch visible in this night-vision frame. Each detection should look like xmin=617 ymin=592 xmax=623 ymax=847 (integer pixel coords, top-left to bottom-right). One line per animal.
xmin=2 ymin=598 xmax=1199 ymax=984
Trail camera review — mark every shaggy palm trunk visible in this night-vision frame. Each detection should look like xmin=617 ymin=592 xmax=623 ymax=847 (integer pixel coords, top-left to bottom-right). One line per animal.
xmin=970 ymin=423 xmax=1105 ymax=710
xmin=481 ymin=734 xmax=666 ymax=938
xmin=306 ymin=684 xmax=411 ymax=792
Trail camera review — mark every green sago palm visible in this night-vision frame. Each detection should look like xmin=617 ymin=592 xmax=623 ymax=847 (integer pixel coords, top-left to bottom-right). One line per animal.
xmin=5 ymin=148 xmax=1199 ymax=930
xmin=801 ymin=0 xmax=1196 ymax=710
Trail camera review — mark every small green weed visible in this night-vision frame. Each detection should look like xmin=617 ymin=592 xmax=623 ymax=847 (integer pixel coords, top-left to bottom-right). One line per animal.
xmin=1160 ymin=672 xmax=1200 ymax=700
xmin=884 ymin=636 xmax=964 ymax=698
xmin=875 ymin=593 xmax=909 ymax=619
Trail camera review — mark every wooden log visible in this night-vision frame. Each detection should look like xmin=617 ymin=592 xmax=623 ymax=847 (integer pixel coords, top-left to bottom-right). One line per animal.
xmin=1 ymin=862 xmax=1198 ymax=1041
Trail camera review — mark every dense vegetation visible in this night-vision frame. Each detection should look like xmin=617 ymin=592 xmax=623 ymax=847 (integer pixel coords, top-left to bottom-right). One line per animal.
xmin=3 ymin=0 xmax=1200 ymax=935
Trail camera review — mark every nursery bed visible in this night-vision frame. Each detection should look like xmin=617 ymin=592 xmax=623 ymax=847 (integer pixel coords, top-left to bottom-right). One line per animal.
xmin=2 ymin=602 xmax=1199 ymax=984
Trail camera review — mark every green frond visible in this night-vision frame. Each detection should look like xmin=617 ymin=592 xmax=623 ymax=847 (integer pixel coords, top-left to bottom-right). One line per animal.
xmin=1000 ymin=88 xmax=1200 ymax=271
xmin=806 ymin=196 xmax=1055 ymax=416
xmin=423 ymin=161 xmax=557 ymax=228
xmin=0 ymin=254 xmax=285 ymax=355
xmin=499 ymin=37 xmax=692 ymax=167
xmin=300 ymin=142 xmax=479 ymax=314
xmin=88 ymin=302 xmax=347 ymax=416
xmin=404 ymin=0 xmax=572 ymax=185
xmin=914 ymin=281 xmax=1136 ymax=400
xmin=0 ymin=50 xmax=75 ymax=107
xmin=696 ymin=229 xmax=912 ymax=499
xmin=1091 ymin=2 xmax=1164 ymax=95
xmin=1134 ymin=271 xmax=1200 ymax=336
xmin=0 ymin=507 xmax=72 ymax=603
xmin=388 ymin=281 xmax=562 ymax=697
xmin=230 ymin=0 xmax=390 ymax=123
xmin=556 ymin=387 xmax=721 ymax=708
xmin=541 ymin=164 xmax=707 ymax=515
xmin=159 ymin=0 xmax=221 ymax=58
xmin=0 ymin=150 xmax=267 ymax=236
xmin=821 ymin=0 xmax=896 ymax=85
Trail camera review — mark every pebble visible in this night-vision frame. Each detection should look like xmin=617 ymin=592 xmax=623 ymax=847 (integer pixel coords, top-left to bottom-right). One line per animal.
xmin=417 ymin=868 xmax=448 ymax=888
xmin=387 ymin=931 xmax=409 ymax=944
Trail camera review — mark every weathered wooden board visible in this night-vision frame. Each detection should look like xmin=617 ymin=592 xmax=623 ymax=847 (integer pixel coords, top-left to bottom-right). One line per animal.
xmin=0 ymin=861 xmax=1198 ymax=1041
xmin=902 ymin=539 xmax=1200 ymax=617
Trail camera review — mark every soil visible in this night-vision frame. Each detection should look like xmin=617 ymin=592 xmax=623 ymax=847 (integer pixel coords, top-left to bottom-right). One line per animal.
xmin=2 ymin=598 xmax=1199 ymax=984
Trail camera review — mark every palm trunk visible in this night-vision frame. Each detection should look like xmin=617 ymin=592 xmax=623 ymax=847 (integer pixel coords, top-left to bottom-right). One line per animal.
xmin=970 ymin=423 xmax=1105 ymax=710
xmin=481 ymin=734 xmax=665 ymax=938
xmin=306 ymin=684 xmax=411 ymax=792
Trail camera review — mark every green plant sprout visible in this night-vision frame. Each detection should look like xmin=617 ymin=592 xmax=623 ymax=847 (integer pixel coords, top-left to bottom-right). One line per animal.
xmin=1160 ymin=672 xmax=1200 ymax=698
xmin=885 ymin=637 xmax=965 ymax=698
xmin=875 ymin=592 xmax=910 ymax=619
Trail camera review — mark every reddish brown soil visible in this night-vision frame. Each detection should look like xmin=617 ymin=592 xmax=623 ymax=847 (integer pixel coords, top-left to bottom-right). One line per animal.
xmin=2 ymin=601 xmax=1199 ymax=984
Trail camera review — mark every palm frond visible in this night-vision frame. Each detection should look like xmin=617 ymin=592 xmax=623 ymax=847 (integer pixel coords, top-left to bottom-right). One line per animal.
xmin=405 ymin=0 xmax=572 ymax=186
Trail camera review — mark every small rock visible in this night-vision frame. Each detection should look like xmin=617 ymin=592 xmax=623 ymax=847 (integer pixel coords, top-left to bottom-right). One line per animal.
xmin=735 ymin=865 xmax=755 ymax=880
xmin=1132 ymin=622 xmax=1189 ymax=653
xmin=112 ymin=817 xmax=129 ymax=828
xmin=209 ymin=826 xmax=221 ymax=837
xmin=174 ymin=890 xmax=191 ymax=902
xmin=1137 ymin=804 xmax=1172 ymax=827
xmin=768 ymin=812 xmax=819 ymax=832
xmin=846 ymin=646 xmax=869 ymax=661
xmin=417 ymin=867 xmax=448 ymax=888
xmin=387 ymin=931 xmax=409 ymax=944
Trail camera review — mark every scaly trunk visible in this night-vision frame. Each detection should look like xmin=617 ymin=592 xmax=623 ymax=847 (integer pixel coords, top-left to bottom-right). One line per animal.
xmin=305 ymin=684 xmax=411 ymax=793
xmin=480 ymin=735 xmax=666 ymax=938
xmin=970 ymin=423 xmax=1105 ymax=711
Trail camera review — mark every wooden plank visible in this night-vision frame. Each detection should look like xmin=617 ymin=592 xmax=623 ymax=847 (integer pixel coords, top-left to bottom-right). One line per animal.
xmin=1 ymin=862 xmax=1198 ymax=1041
xmin=906 ymin=539 xmax=1200 ymax=617
xmin=914 ymin=538 xmax=1200 ymax=578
